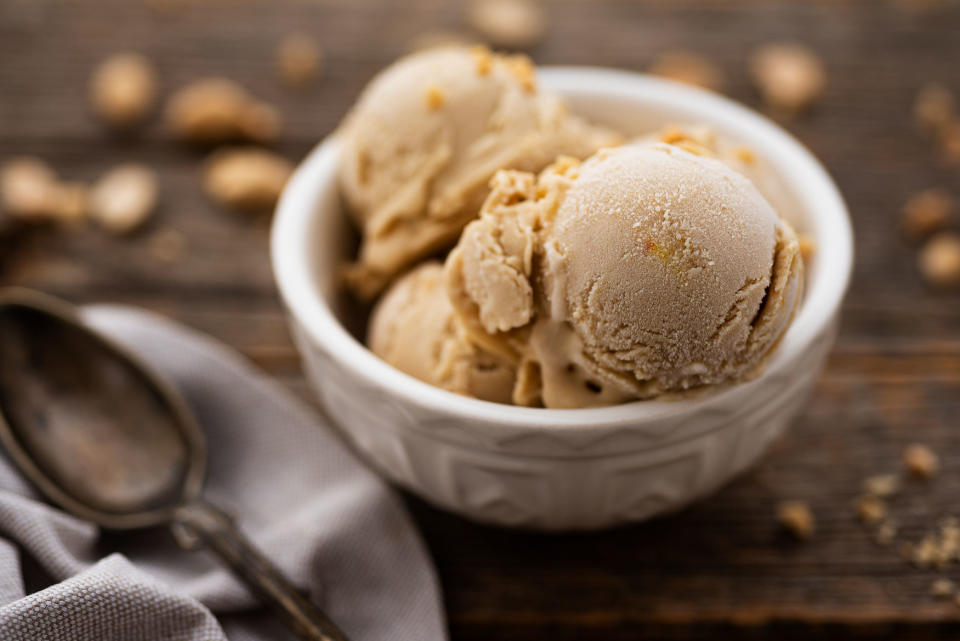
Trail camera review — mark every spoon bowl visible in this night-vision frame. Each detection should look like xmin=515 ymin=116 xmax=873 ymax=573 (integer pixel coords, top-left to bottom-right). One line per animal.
xmin=0 ymin=289 xmax=204 ymax=528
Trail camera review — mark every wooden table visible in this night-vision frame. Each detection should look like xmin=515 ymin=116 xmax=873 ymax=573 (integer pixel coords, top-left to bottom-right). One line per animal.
xmin=2 ymin=0 xmax=960 ymax=638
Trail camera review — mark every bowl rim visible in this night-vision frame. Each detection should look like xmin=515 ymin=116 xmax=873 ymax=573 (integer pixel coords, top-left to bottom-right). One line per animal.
xmin=271 ymin=66 xmax=853 ymax=430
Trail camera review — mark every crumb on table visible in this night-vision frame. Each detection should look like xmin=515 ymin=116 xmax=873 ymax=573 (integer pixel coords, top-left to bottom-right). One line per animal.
xmin=918 ymin=233 xmax=960 ymax=288
xmin=778 ymin=500 xmax=815 ymax=539
xmin=902 ymin=189 xmax=953 ymax=240
xmin=903 ymin=443 xmax=940 ymax=479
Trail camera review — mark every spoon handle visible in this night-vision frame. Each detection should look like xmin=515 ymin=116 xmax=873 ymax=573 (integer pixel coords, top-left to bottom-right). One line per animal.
xmin=172 ymin=501 xmax=349 ymax=641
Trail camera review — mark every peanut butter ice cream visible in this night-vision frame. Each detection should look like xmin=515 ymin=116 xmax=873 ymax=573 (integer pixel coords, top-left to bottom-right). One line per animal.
xmin=339 ymin=46 xmax=621 ymax=299
xmin=446 ymin=144 xmax=803 ymax=408
xmin=368 ymin=262 xmax=516 ymax=404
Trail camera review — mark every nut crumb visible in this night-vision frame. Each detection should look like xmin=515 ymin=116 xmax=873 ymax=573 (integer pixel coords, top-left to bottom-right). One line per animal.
xmin=468 ymin=0 xmax=546 ymax=50
xmin=902 ymin=518 xmax=960 ymax=568
xmin=918 ymin=232 xmax=960 ymax=288
xmin=732 ymin=147 xmax=756 ymax=165
xmin=657 ymin=125 xmax=716 ymax=157
xmin=677 ymin=142 xmax=711 ymax=157
xmin=857 ymin=496 xmax=888 ymax=525
xmin=648 ymin=51 xmax=725 ymax=93
xmin=277 ymin=33 xmax=322 ymax=89
xmin=904 ymin=443 xmax=940 ymax=478
xmin=89 ymin=164 xmax=159 ymax=234
xmin=798 ymin=234 xmax=816 ymax=262
xmin=906 ymin=536 xmax=938 ymax=568
xmin=659 ymin=127 xmax=692 ymax=146
xmin=149 ymin=229 xmax=186 ymax=263
xmin=89 ymin=52 xmax=158 ymax=129
xmin=914 ymin=83 xmax=955 ymax=136
xmin=505 ymin=54 xmax=536 ymax=92
xmin=874 ymin=520 xmax=898 ymax=546
xmin=424 ymin=84 xmax=446 ymax=110
xmin=923 ymin=536 xmax=947 ymax=568
xmin=863 ymin=474 xmax=900 ymax=498
xmin=931 ymin=578 xmax=956 ymax=598
xmin=902 ymin=189 xmax=953 ymax=240
xmin=204 ymin=147 xmax=293 ymax=211
xmin=777 ymin=500 xmax=814 ymax=539
xmin=471 ymin=45 xmax=494 ymax=76
xmin=750 ymin=43 xmax=826 ymax=115
xmin=166 ymin=78 xmax=281 ymax=145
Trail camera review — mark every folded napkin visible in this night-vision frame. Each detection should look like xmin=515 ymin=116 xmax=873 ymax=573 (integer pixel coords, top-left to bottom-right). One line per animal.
xmin=0 ymin=305 xmax=448 ymax=641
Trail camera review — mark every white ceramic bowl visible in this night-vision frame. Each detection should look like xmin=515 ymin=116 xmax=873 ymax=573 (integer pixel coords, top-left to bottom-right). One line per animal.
xmin=271 ymin=68 xmax=853 ymax=531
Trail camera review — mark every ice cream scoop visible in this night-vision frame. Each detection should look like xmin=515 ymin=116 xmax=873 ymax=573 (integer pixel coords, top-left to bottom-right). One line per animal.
xmin=338 ymin=46 xmax=621 ymax=299
xmin=368 ymin=262 xmax=516 ymax=404
xmin=447 ymin=144 xmax=803 ymax=408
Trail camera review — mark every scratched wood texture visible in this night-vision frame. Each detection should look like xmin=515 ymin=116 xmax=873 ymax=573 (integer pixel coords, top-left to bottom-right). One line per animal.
xmin=2 ymin=0 xmax=960 ymax=638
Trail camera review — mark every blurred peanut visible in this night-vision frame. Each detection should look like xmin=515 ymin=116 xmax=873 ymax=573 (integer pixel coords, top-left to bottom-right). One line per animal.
xmin=89 ymin=164 xmax=159 ymax=234
xmin=777 ymin=500 xmax=815 ymax=539
xmin=649 ymin=51 xmax=724 ymax=92
xmin=901 ymin=189 xmax=953 ymax=240
xmin=166 ymin=78 xmax=281 ymax=144
xmin=277 ymin=34 xmax=323 ymax=88
xmin=918 ymin=232 xmax=960 ymax=288
xmin=0 ymin=157 xmax=61 ymax=221
xmin=903 ymin=443 xmax=939 ymax=479
xmin=750 ymin=43 xmax=826 ymax=115
xmin=204 ymin=147 xmax=293 ymax=211
xmin=89 ymin=53 xmax=158 ymax=128
xmin=914 ymin=82 xmax=954 ymax=136
xmin=467 ymin=0 xmax=546 ymax=50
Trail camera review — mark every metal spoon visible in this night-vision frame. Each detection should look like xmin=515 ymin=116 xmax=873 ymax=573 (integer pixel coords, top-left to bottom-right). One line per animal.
xmin=0 ymin=289 xmax=348 ymax=641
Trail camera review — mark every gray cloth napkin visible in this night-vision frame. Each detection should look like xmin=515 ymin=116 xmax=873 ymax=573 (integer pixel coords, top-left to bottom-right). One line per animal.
xmin=0 ymin=305 xmax=448 ymax=641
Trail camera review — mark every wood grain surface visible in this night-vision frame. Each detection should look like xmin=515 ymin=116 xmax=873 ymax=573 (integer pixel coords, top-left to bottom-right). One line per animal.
xmin=2 ymin=0 xmax=960 ymax=638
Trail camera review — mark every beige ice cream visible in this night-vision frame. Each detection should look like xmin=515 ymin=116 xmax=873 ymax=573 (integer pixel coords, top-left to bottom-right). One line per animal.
xmin=339 ymin=46 xmax=621 ymax=299
xmin=446 ymin=144 xmax=803 ymax=408
xmin=368 ymin=262 xmax=516 ymax=404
